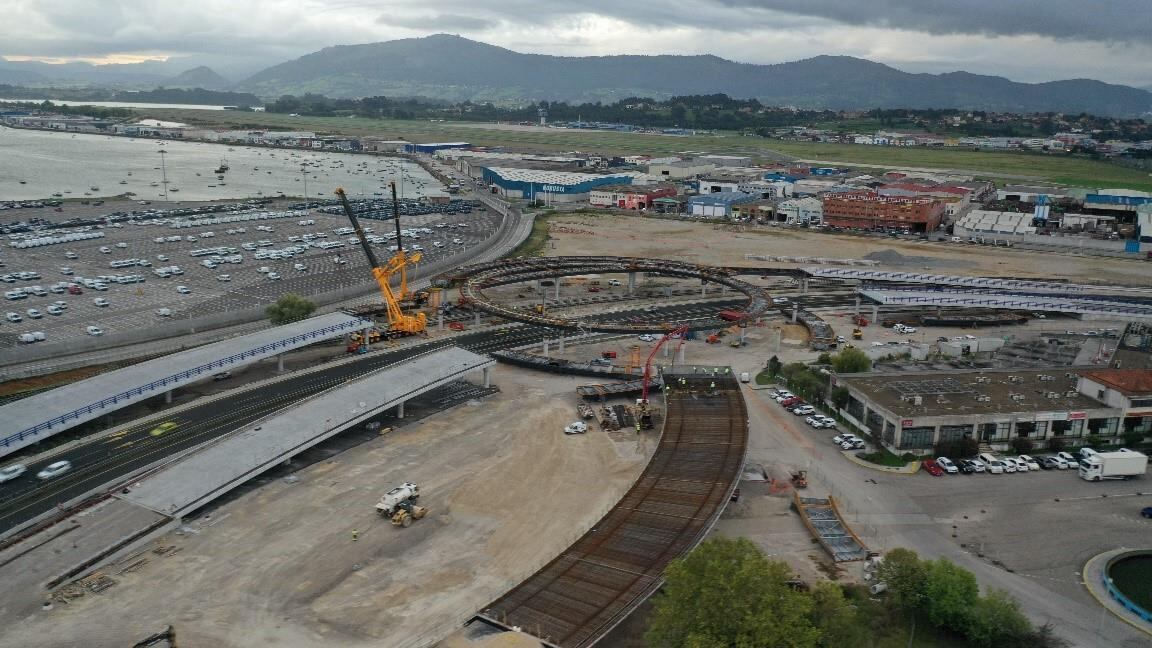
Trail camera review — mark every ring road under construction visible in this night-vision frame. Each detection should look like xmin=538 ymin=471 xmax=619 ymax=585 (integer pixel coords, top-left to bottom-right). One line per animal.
xmin=452 ymin=256 xmax=773 ymax=333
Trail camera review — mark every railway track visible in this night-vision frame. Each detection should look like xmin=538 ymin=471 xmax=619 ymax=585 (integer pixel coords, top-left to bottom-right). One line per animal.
xmin=476 ymin=370 xmax=747 ymax=647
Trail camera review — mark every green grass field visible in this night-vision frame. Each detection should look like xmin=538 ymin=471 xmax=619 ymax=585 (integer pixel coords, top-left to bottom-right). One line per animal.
xmin=144 ymin=109 xmax=1152 ymax=191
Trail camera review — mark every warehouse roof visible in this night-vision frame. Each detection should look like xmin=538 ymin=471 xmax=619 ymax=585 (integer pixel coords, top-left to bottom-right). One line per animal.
xmin=839 ymin=369 xmax=1115 ymax=418
xmin=485 ymin=167 xmax=640 ymax=186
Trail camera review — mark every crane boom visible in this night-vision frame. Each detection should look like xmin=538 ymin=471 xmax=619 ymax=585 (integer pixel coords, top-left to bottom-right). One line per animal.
xmin=335 ymin=186 xmax=426 ymax=336
xmin=641 ymin=325 xmax=689 ymax=401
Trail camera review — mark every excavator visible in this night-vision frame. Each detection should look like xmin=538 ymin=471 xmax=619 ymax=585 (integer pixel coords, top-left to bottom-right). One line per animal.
xmin=635 ymin=325 xmax=690 ymax=428
xmin=335 ymin=183 xmax=427 ymax=338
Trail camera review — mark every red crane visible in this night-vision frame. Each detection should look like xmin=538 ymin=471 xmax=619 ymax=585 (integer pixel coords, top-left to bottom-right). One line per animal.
xmin=641 ymin=325 xmax=690 ymax=402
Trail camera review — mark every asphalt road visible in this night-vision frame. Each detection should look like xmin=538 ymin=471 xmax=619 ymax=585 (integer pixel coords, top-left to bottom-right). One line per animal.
xmin=0 ymin=295 xmax=827 ymax=535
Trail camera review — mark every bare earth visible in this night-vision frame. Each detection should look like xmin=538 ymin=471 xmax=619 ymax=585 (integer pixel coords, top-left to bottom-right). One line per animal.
xmin=5 ymin=367 xmax=650 ymax=648
xmin=548 ymin=213 xmax=1152 ymax=286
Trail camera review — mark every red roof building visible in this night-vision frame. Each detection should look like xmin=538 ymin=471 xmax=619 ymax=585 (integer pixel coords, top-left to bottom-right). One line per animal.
xmin=820 ymin=191 xmax=946 ymax=232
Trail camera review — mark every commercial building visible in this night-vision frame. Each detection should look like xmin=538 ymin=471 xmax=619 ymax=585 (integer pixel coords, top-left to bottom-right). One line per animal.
xmin=731 ymin=199 xmax=779 ymax=222
xmin=686 ymin=192 xmax=757 ymax=218
xmin=697 ymin=154 xmax=753 ymax=167
xmin=588 ymin=184 xmax=678 ymax=209
xmin=1078 ymin=370 xmax=1152 ymax=437
xmin=821 ymin=191 xmax=946 ymax=232
xmin=835 ymin=369 xmax=1126 ymax=455
xmin=877 ymin=183 xmax=979 ymax=217
xmin=996 ymin=185 xmax=1069 ymax=204
xmin=481 ymin=167 xmax=644 ymax=203
xmin=776 ymin=197 xmax=824 ymax=226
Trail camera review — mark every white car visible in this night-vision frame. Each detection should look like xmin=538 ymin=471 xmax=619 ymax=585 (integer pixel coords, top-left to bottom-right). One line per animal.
xmin=5 ymin=312 xmax=22 ymax=323
xmin=1016 ymin=455 xmax=1041 ymax=471
xmin=156 ymin=254 xmax=169 ymax=262
xmin=967 ymin=459 xmax=987 ymax=473
xmin=267 ymin=272 xmax=282 ymax=280
xmin=832 ymin=433 xmax=859 ymax=446
xmin=792 ymin=405 xmax=815 ymax=416
xmin=841 ymin=439 xmax=866 ymax=450
xmin=984 ymin=459 xmax=1007 ymax=474
xmin=64 ymin=251 xmax=78 ymax=259
xmin=36 ymin=460 xmax=72 ymax=480
xmin=1056 ymin=451 xmax=1077 ymax=466
xmin=805 ymin=416 xmax=824 ymax=428
xmin=0 ymin=464 xmax=27 ymax=483
xmin=816 ymin=415 xmax=837 ymax=429
xmin=85 ymin=325 xmax=104 ymax=336
xmin=93 ymin=298 xmax=110 ymax=307
xmin=638 ymin=334 xmax=657 ymax=342
xmin=935 ymin=457 xmax=959 ymax=474
xmin=563 ymin=421 xmax=588 ymax=435
xmin=46 ymin=305 xmax=64 ymax=316
xmin=156 ymin=308 xmax=172 ymax=317
xmin=773 ymin=392 xmax=795 ymax=403
xmin=774 ymin=297 xmax=789 ymax=305
xmin=176 ymin=286 xmax=191 ymax=294
xmin=293 ymin=263 xmax=307 ymax=271
xmin=217 ymin=274 xmax=232 ymax=282
xmin=1003 ymin=457 xmax=1028 ymax=472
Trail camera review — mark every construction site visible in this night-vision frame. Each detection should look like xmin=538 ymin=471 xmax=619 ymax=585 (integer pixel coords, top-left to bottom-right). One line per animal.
xmin=3 ymin=201 xmax=1152 ymax=648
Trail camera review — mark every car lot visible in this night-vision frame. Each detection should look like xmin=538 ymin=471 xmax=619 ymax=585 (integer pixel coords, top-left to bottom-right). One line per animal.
xmin=0 ymin=203 xmax=499 ymax=347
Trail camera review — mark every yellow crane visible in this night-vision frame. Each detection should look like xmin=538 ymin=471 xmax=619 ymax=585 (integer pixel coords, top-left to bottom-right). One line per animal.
xmin=335 ymin=183 xmax=427 ymax=337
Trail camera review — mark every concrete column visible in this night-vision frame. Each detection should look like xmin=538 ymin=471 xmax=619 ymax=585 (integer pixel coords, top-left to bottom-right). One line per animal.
xmin=558 ymin=335 xmax=565 ymax=352
xmin=791 ymin=304 xmax=799 ymax=323
xmin=871 ymin=304 xmax=880 ymax=325
xmin=482 ymin=367 xmax=491 ymax=388
xmin=740 ymin=326 xmax=747 ymax=344
xmin=701 ymin=283 xmax=707 ymax=297
xmin=554 ymin=281 xmax=560 ymax=300
xmin=721 ymin=285 xmax=727 ymax=295
xmin=663 ymin=343 xmax=670 ymax=358
xmin=165 ymin=390 xmax=172 ymax=404
xmin=277 ymin=355 xmax=285 ymax=372
xmin=678 ymin=345 xmax=686 ymax=364
xmin=397 ymin=400 xmax=405 ymax=419
xmin=475 ymin=311 xmax=481 ymax=326
xmin=542 ymin=339 xmax=550 ymax=356
xmin=628 ymin=272 xmax=637 ymax=295
xmin=854 ymin=294 xmax=861 ymax=316
xmin=438 ymin=311 xmax=444 ymax=331
xmin=801 ymin=278 xmax=809 ymax=295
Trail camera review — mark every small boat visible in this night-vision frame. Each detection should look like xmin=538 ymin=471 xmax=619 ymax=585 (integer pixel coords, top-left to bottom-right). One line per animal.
xmin=119 ymin=180 xmax=128 ymax=185
xmin=169 ymin=188 xmax=180 ymax=192
xmin=90 ymin=186 xmax=100 ymax=191
xmin=52 ymin=192 xmax=63 ymax=197
xmin=150 ymin=182 xmax=159 ymax=187
xmin=127 ymin=172 xmax=132 ymax=176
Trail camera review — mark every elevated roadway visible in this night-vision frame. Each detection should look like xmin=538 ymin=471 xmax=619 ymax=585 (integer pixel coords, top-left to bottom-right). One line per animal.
xmin=0 ymin=312 xmax=370 ymax=459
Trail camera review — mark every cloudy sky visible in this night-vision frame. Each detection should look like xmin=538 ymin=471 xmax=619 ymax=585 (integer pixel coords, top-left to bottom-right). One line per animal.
xmin=3 ymin=0 xmax=1151 ymax=86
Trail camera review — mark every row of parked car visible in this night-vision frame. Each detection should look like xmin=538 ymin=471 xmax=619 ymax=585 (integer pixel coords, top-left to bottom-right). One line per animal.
xmin=922 ymin=451 xmax=1081 ymax=476
xmin=769 ymin=388 xmax=817 ymax=418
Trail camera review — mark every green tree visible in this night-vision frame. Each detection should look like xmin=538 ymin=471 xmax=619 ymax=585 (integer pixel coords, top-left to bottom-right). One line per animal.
xmin=809 ymin=583 xmax=868 ymax=647
xmin=831 ymin=347 xmax=872 ymax=374
xmin=265 ymin=293 xmax=317 ymax=325
xmin=646 ymin=537 xmax=820 ymax=648
xmin=874 ymin=548 xmax=927 ymax=611
xmin=964 ymin=589 xmax=1031 ymax=646
xmin=830 ymin=386 xmax=850 ymax=410
xmin=1122 ymin=428 xmax=1145 ymax=448
xmin=1009 ymin=437 xmax=1034 ymax=454
xmin=923 ymin=558 xmax=979 ymax=633
xmin=816 ymin=352 xmax=832 ymax=365
xmin=766 ymin=355 xmax=783 ymax=378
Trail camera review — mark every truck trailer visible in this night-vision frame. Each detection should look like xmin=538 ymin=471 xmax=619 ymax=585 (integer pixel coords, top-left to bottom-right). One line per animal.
xmin=1078 ymin=450 xmax=1148 ymax=481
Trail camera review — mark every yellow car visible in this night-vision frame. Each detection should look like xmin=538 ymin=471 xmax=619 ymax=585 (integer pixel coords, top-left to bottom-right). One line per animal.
xmin=149 ymin=421 xmax=179 ymax=437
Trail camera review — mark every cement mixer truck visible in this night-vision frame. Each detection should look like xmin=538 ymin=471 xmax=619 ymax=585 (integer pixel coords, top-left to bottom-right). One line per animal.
xmin=375 ymin=482 xmax=428 ymax=527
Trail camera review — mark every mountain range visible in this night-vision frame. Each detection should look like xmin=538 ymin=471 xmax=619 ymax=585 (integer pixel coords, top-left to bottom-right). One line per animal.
xmin=3 ymin=35 xmax=1151 ymax=116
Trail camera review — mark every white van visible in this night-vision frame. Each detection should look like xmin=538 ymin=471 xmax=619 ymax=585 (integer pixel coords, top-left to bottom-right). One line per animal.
xmin=978 ymin=453 xmax=1007 ymax=474
xmin=739 ymin=372 xmax=751 ymax=383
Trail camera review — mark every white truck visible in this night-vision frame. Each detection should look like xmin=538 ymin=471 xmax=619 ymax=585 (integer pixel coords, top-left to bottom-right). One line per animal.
xmin=1078 ymin=450 xmax=1148 ymax=481
xmin=376 ymin=482 xmax=420 ymax=516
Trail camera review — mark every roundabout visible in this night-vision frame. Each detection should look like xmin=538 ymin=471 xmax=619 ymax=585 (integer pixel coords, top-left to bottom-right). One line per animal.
xmin=452 ymin=256 xmax=774 ymax=333
xmin=1083 ymin=548 xmax=1152 ymax=636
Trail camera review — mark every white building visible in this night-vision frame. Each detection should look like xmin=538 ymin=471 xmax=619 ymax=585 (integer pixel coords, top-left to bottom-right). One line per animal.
xmin=777 ymin=197 xmax=823 ymax=225
xmin=647 ymin=160 xmax=716 ymax=179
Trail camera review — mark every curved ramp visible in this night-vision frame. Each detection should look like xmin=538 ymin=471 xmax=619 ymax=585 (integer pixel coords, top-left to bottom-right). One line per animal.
xmin=474 ymin=369 xmax=748 ymax=647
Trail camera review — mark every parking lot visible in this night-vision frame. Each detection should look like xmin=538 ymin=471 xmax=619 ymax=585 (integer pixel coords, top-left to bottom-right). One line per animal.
xmin=0 ymin=202 xmax=499 ymax=348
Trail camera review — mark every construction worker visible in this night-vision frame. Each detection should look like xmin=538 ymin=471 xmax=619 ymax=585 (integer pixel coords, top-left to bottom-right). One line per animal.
xmin=725 ymin=368 xmax=731 ymax=375
xmin=352 ymin=529 xmax=359 ymax=542
xmin=710 ymin=381 xmax=716 ymax=390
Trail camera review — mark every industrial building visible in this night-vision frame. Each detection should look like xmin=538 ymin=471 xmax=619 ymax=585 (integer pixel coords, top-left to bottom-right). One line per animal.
xmin=1078 ymin=370 xmax=1152 ymax=435
xmin=647 ymin=160 xmax=716 ymax=179
xmin=834 ymin=369 xmax=1128 ymax=455
xmin=686 ymin=192 xmax=757 ymax=218
xmin=588 ymin=184 xmax=678 ymax=209
xmin=777 ymin=197 xmax=824 ymax=226
xmin=481 ymin=167 xmax=645 ymax=203
xmin=996 ymin=185 xmax=1070 ymax=204
xmin=821 ymin=191 xmax=946 ymax=232
xmin=403 ymin=142 xmax=472 ymax=154
xmin=448 ymin=153 xmax=590 ymax=179
xmin=877 ymin=183 xmax=979 ymax=217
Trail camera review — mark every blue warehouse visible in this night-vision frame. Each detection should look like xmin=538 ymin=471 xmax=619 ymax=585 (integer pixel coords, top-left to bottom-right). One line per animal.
xmin=482 ymin=167 xmax=644 ymax=203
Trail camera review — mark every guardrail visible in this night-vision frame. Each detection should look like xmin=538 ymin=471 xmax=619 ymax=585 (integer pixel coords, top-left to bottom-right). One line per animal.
xmin=1 ymin=317 xmax=368 ymax=449
xmin=860 ymin=291 xmax=1152 ymax=317
xmin=860 ymin=283 xmax=1152 ymax=305
xmin=805 ymin=267 xmax=1088 ymax=292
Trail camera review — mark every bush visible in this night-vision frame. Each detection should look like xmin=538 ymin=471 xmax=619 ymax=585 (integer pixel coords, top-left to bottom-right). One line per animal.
xmin=1047 ymin=437 xmax=1066 ymax=452
xmin=830 ymin=386 xmax=850 ymax=410
xmin=935 ymin=437 xmax=979 ymax=459
xmin=1122 ymin=429 xmax=1146 ymax=448
xmin=831 ymin=347 xmax=872 ymax=373
xmin=265 ymin=293 xmax=317 ymax=325
xmin=1085 ymin=434 xmax=1105 ymax=449
xmin=1009 ymin=437 xmax=1033 ymax=454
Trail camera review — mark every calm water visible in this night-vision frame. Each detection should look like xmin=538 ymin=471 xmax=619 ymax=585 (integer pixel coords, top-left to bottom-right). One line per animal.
xmin=0 ymin=126 xmax=445 ymax=202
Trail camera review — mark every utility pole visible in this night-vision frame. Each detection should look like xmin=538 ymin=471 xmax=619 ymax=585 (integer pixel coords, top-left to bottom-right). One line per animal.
xmin=158 ymin=149 xmax=169 ymax=202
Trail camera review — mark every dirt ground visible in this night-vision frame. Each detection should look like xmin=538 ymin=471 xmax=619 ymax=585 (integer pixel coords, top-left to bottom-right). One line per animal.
xmin=4 ymin=367 xmax=651 ymax=648
xmin=547 ymin=213 xmax=1152 ymax=286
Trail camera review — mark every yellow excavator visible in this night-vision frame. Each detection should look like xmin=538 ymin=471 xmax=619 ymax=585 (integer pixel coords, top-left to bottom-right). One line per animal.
xmin=335 ymin=183 xmax=427 ymax=337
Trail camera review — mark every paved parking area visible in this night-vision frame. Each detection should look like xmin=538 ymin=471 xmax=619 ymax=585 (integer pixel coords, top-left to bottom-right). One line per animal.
xmin=1 ymin=204 xmax=499 ymax=347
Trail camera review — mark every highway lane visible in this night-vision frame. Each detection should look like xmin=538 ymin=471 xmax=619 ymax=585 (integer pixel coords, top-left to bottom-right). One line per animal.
xmin=0 ymin=294 xmax=860 ymax=534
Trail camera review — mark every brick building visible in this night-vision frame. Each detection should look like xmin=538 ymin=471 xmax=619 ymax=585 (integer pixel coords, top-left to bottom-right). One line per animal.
xmin=588 ymin=184 xmax=677 ymax=209
xmin=821 ymin=191 xmax=946 ymax=232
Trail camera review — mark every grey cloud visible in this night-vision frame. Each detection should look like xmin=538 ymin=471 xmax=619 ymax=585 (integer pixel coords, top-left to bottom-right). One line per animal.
xmin=714 ymin=0 xmax=1152 ymax=42
xmin=379 ymin=14 xmax=497 ymax=32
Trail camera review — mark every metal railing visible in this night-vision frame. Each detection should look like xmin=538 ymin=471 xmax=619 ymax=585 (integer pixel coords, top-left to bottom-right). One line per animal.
xmin=1 ymin=317 xmax=369 ymax=448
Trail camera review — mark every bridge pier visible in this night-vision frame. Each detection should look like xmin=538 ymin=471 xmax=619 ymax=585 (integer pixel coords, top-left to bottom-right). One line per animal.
xmin=791 ymin=304 xmax=799 ymax=324
xmin=277 ymin=355 xmax=284 ymax=372
xmin=872 ymin=304 xmax=880 ymax=325
xmin=396 ymin=400 xmax=405 ymax=419
xmin=678 ymin=344 xmax=686 ymax=364
xmin=165 ymin=390 xmax=172 ymax=404
xmin=628 ymin=272 xmax=637 ymax=295
xmin=800 ymin=278 xmax=809 ymax=295
xmin=475 ymin=311 xmax=481 ymax=326
xmin=558 ymin=335 xmax=565 ymax=352
xmin=482 ymin=367 xmax=491 ymax=388
xmin=542 ymin=339 xmax=550 ymax=356
xmin=854 ymin=294 xmax=861 ymax=317
xmin=438 ymin=311 xmax=444 ymax=331
xmin=554 ymin=280 xmax=561 ymax=300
